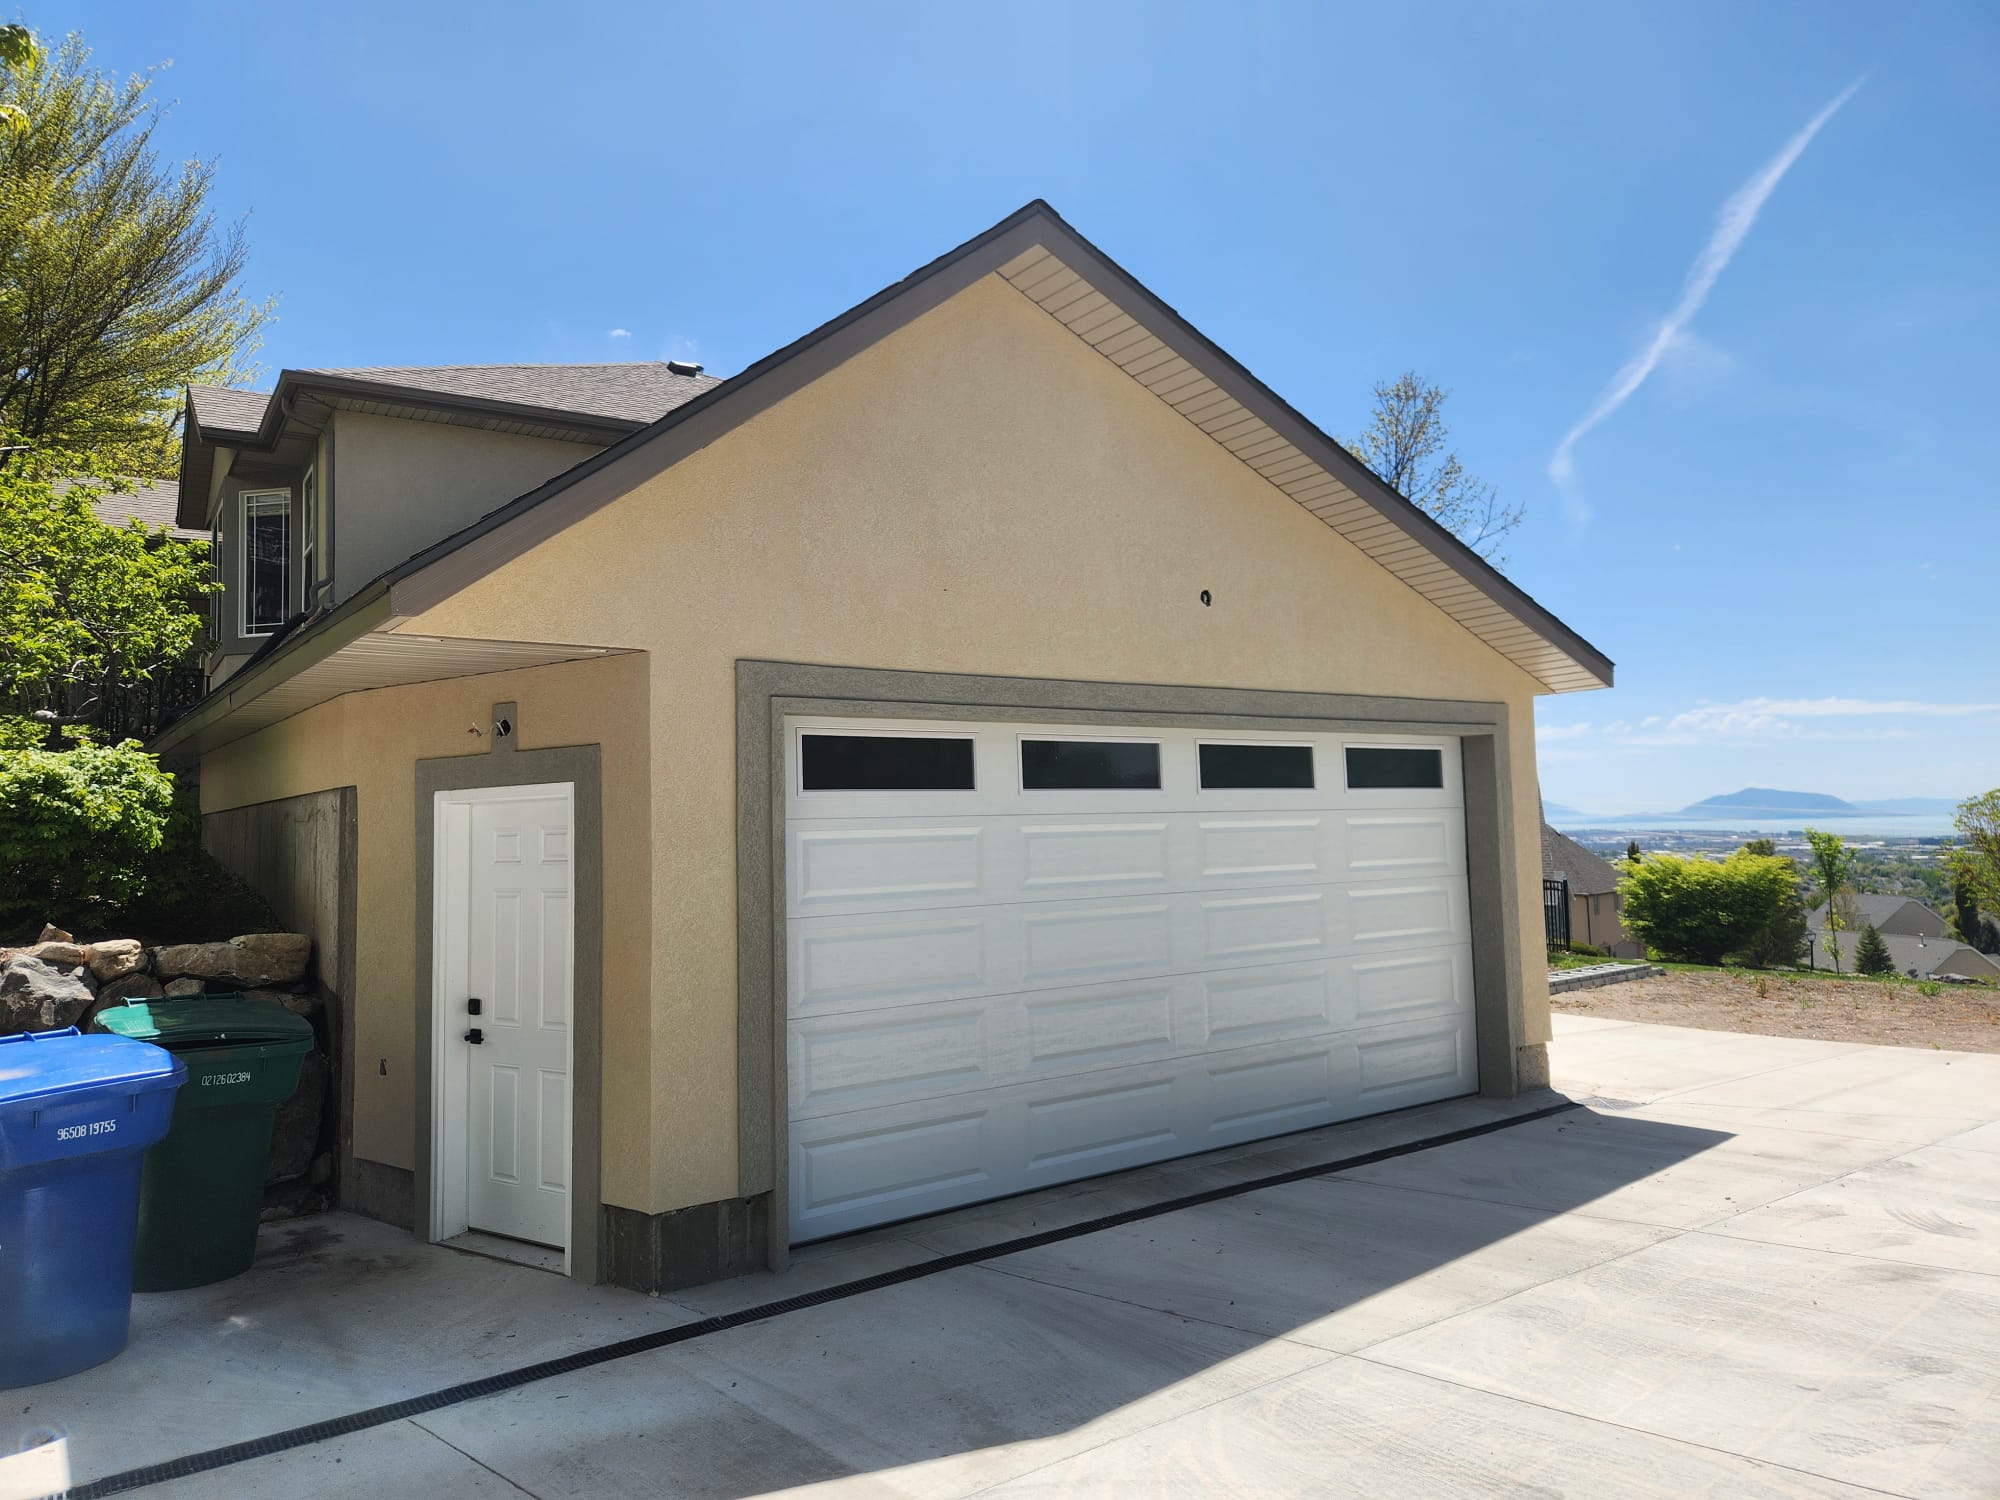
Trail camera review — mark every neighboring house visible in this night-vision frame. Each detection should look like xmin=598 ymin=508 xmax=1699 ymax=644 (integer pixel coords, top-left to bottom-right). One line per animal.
xmin=1539 ymin=823 xmax=1641 ymax=958
xmin=1808 ymin=893 xmax=1946 ymax=940
xmin=154 ymin=202 xmax=1615 ymax=1293
xmin=88 ymin=476 xmax=205 ymax=542
xmin=1808 ymin=895 xmax=2000 ymax=980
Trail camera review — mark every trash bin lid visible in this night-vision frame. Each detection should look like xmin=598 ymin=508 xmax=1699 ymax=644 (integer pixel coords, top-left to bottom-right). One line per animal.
xmin=0 ymin=1027 xmax=185 ymax=1111
xmin=93 ymin=996 xmax=314 ymax=1052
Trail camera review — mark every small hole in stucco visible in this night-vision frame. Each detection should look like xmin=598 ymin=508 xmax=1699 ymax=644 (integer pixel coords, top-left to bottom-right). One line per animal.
xmin=1199 ymin=589 xmax=1212 ymax=607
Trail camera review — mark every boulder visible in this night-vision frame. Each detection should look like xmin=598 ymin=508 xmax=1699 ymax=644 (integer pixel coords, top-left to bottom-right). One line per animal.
xmin=27 ymin=941 xmax=87 ymax=968
xmin=153 ymin=933 xmax=311 ymax=987
xmin=245 ymin=986 xmax=321 ymax=1020
xmin=265 ymin=1049 xmax=328 ymax=1184
xmin=0 ymin=955 xmax=95 ymax=1033
xmin=98 ymin=973 xmax=164 ymax=1004
xmin=37 ymin=924 xmax=73 ymax=945
xmin=163 ymin=977 xmax=206 ymax=997
xmin=84 ymin=939 xmax=146 ymax=983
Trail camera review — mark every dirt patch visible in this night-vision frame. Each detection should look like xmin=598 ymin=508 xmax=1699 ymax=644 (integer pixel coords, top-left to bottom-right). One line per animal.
xmin=1553 ymin=967 xmax=2000 ymax=1052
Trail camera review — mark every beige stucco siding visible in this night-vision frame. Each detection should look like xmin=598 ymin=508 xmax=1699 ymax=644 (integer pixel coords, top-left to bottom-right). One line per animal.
xmin=197 ymin=653 xmax=654 ymax=1206
xmin=400 ymin=271 xmax=1553 ymax=1215
xmin=330 ymin=410 xmax=601 ymax=603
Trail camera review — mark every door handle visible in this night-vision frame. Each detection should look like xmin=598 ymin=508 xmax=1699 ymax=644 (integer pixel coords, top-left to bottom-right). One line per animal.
xmin=463 ymin=1028 xmax=485 ymax=1045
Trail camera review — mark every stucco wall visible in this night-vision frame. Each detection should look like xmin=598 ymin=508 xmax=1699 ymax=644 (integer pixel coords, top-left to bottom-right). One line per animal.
xmin=196 ymin=653 xmax=654 ymax=1207
xmin=398 ymin=271 xmax=1556 ymax=1216
xmin=329 ymin=410 xmax=600 ymax=603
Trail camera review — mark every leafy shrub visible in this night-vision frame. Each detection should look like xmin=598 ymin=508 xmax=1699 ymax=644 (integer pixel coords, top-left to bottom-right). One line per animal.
xmin=1569 ymin=943 xmax=1608 ymax=959
xmin=0 ymin=740 xmax=177 ymax=922
xmin=1919 ymin=981 xmax=1943 ymax=998
xmin=1618 ymin=849 xmax=1798 ymax=966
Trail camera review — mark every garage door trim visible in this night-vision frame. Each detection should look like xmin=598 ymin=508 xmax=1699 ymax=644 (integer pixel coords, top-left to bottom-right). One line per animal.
xmin=736 ymin=660 xmax=1528 ymax=1270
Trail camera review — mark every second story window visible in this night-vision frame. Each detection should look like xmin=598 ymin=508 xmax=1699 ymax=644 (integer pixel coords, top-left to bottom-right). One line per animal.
xmin=241 ymin=488 xmax=292 ymax=636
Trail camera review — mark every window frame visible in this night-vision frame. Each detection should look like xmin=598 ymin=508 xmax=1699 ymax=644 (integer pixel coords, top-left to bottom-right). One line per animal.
xmin=1342 ymin=743 xmax=1447 ymax=792
xmin=238 ymin=486 xmax=294 ymax=638
xmin=1195 ymin=738 xmax=1317 ymax=792
xmin=794 ymin=726 xmax=979 ymax=797
xmin=299 ymin=465 xmax=318 ymax=612
xmin=1017 ymin=732 xmax=1165 ymax=793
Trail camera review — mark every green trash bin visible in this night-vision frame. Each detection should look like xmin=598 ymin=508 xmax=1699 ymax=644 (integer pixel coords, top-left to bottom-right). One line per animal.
xmin=92 ymin=996 xmax=316 ymax=1291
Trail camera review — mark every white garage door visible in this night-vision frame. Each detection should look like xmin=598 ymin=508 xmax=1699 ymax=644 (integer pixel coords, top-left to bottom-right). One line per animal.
xmin=784 ymin=716 xmax=1477 ymax=1241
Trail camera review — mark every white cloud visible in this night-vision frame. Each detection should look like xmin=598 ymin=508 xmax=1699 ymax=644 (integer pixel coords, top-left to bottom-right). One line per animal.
xmin=1534 ymin=695 xmax=1996 ymax=752
xmin=1537 ymin=721 xmax=1593 ymax=741
xmin=1548 ymin=77 xmax=1866 ymax=503
xmin=606 ymin=328 xmax=632 ymax=339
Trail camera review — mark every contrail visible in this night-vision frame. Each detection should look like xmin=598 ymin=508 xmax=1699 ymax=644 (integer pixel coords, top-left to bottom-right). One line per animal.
xmin=1548 ymin=78 xmax=1866 ymax=499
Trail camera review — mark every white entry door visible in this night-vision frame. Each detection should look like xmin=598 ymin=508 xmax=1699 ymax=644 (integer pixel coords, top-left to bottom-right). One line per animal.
xmin=784 ymin=718 xmax=1477 ymax=1241
xmin=436 ymin=786 xmax=574 ymax=1252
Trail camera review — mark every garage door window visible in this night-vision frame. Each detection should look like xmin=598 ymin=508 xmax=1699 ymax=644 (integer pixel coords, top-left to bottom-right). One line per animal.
xmin=1344 ymin=746 xmax=1444 ymax=790
xmin=1199 ymin=742 xmax=1315 ymax=790
xmin=1020 ymin=738 xmax=1161 ymax=790
xmin=799 ymin=733 xmax=975 ymax=792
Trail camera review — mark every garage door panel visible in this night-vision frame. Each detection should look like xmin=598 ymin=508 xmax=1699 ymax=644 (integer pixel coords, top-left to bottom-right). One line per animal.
xmin=1353 ymin=944 xmax=1474 ymax=1026
xmin=784 ymin=716 xmax=1479 ymax=1242
xmin=1354 ymin=1013 xmax=1478 ymax=1109
xmin=1340 ymin=813 xmax=1465 ymax=879
xmin=1200 ymin=964 xmax=1341 ymax=1046
xmin=793 ymin=826 xmax=986 ymax=909
xmin=791 ymin=915 xmax=989 ymax=1012
xmin=790 ymin=1007 xmax=992 ymax=1117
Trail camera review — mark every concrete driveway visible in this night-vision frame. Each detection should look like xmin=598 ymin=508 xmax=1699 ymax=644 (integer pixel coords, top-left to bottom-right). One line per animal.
xmin=16 ymin=1015 xmax=2000 ymax=1498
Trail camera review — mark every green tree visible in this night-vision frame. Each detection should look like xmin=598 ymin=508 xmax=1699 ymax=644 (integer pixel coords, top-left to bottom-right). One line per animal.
xmin=1804 ymin=828 xmax=1858 ymax=975
xmin=1617 ymin=849 xmax=1798 ymax=966
xmin=1343 ymin=373 xmax=1524 ymax=564
xmin=1626 ymin=839 xmax=1642 ymax=863
xmin=0 ymin=736 xmax=176 ymax=921
xmin=1742 ymin=838 xmax=1777 ymax=858
xmin=1948 ymin=791 xmax=2000 ymax=937
xmin=1853 ymin=923 xmax=1895 ymax=977
xmin=0 ymin=25 xmax=36 ymax=136
xmin=0 ymin=29 xmax=269 ymax=474
xmin=0 ymin=444 xmax=212 ymax=732
xmin=1953 ymin=876 xmax=1983 ymax=946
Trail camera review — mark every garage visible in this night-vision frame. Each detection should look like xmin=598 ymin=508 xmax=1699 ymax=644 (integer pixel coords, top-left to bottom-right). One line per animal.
xmin=784 ymin=715 xmax=1478 ymax=1241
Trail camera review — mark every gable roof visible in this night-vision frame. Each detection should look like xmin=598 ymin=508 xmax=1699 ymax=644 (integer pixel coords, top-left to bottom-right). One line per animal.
xmin=1818 ymin=928 xmax=2000 ymax=979
xmin=1540 ymin=824 xmax=1623 ymax=896
xmin=178 ymin=362 xmax=720 ymax=527
xmin=379 ymin=202 xmax=1612 ymax=693
xmin=156 ymin=202 xmax=1613 ymax=762
xmin=1807 ymin=893 xmax=1942 ymax=934
xmin=93 ymin=477 xmax=204 ymax=542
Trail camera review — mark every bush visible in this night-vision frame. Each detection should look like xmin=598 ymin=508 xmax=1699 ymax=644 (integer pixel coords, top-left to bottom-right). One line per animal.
xmin=1854 ymin=924 xmax=1895 ymax=977
xmin=0 ymin=740 xmax=177 ymax=922
xmin=1735 ymin=887 xmax=1808 ymax=969
xmin=1618 ymin=849 xmax=1798 ymax=966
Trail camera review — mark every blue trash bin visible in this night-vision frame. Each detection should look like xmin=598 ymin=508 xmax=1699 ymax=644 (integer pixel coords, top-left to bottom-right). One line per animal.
xmin=0 ymin=1026 xmax=185 ymax=1388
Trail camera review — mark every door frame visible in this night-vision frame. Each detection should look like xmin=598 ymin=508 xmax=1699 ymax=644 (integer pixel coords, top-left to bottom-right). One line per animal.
xmin=735 ymin=661 xmax=1530 ymax=1273
xmin=429 ymin=780 xmax=576 ymax=1269
xmin=414 ymin=710 xmax=604 ymax=1281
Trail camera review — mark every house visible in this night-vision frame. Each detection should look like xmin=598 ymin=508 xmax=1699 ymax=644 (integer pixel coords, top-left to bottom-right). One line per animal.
xmin=89 ymin=477 xmax=204 ymax=541
xmin=1808 ymin=895 xmax=2000 ymax=980
xmin=153 ymin=202 xmax=1615 ymax=1292
xmin=1539 ymin=823 xmax=1641 ymax=958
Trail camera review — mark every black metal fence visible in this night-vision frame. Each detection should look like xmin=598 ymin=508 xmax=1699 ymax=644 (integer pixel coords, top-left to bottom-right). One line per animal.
xmin=1544 ymin=877 xmax=1571 ymax=950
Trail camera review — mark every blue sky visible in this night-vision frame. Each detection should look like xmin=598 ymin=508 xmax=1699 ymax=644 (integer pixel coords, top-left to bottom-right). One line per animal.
xmin=57 ymin=0 xmax=2000 ymax=811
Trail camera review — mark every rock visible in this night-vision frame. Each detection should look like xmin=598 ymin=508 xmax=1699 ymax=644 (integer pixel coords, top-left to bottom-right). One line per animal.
xmin=84 ymin=939 xmax=145 ymax=982
xmin=153 ymin=933 xmax=311 ymax=987
xmin=98 ymin=973 xmax=164 ymax=1004
xmin=163 ymin=977 xmax=205 ymax=997
xmin=27 ymin=941 xmax=87 ymax=968
xmin=0 ymin=955 xmax=96 ymax=1033
xmin=265 ymin=1049 xmax=328 ymax=1184
xmin=309 ymin=1153 xmax=334 ymax=1186
xmin=37 ymin=924 xmax=73 ymax=945
xmin=244 ymin=986 xmax=320 ymax=1020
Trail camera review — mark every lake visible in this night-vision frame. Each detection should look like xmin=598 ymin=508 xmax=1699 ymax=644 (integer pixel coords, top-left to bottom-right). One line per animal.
xmin=1553 ymin=813 xmax=1960 ymax=839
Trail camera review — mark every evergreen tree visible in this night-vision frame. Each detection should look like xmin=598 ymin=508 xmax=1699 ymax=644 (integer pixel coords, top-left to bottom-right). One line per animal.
xmin=1953 ymin=878 xmax=1982 ymax=946
xmin=1626 ymin=839 xmax=1642 ymax=863
xmin=1853 ymin=923 xmax=1895 ymax=977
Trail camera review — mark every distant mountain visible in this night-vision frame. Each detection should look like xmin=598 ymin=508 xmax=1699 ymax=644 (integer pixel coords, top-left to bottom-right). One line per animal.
xmin=1679 ymin=788 xmax=1857 ymax=816
xmin=1542 ymin=801 xmax=1587 ymax=820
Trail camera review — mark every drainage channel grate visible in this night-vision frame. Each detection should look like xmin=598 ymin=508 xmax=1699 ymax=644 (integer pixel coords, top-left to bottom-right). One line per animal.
xmin=66 ymin=1098 xmax=1580 ymax=1498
